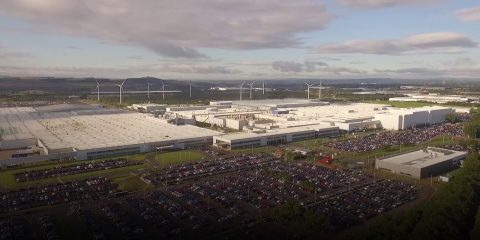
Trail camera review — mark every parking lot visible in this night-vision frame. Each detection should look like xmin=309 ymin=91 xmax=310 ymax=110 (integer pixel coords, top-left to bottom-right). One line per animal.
xmin=326 ymin=123 xmax=464 ymax=152
xmin=0 ymin=152 xmax=418 ymax=239
xmin=15 ymin=158 xmax=141 ymax=182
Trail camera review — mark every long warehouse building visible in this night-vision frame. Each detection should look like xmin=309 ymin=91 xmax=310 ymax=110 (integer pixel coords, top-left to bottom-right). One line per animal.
xmin=213 ymin=125 xmax=339 ymax=150
xmin=0 ymin=106 xmax=221 ymax=161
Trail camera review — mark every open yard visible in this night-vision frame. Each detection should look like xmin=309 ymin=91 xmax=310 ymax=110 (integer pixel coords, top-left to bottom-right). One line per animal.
xmin=150 ymin=150 xmax=205 ymax=167
xmin=0 ymin=154 xmax=147 ymax=191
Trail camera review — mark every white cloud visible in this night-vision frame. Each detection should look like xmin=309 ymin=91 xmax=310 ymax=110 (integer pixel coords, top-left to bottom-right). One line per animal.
xmin=454 ymin=7 xmax=480 ymax=22
xmin=271 ymin=60 xmax=368 ymax=75
xmin=338 ymin=0 xmax=440 ymax=9
xmin=376 ymin=66 xmax=480 ymax=78
xmin=446 ymin=57 xmax=476 ymax=67
xmin=0 ymin=63 xmax=242 ymax=79
xmin=0 ymin=46 xmax=30 ymax=58
xmin=272 ymin=61 xmax=304 ymax=72
xmin=314 ymin=32 xmax=478 ymax=55
xmin=0 ymin=0 xmax=332 ymax=58
xmin=272 ymin=61 xmax=328 ymax=72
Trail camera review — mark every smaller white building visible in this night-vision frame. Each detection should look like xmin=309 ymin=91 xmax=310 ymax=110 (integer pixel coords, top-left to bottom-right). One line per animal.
xmin=376 ymin=147 xmax=467 ymax=179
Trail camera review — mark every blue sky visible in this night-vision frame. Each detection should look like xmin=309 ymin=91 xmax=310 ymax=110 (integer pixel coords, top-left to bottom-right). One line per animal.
xmin=0 ymin=0 xmax=479 ymax=79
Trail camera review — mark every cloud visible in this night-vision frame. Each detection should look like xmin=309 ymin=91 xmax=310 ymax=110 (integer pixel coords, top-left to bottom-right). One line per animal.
xmin=271 ymin=60 xmax=367 ymax=75
xmin=272 ymin=61 xmax=304 ymax=72
xmin=376 ymin=67 xmax=443 ymax=75
xmin=375 ymin=62 xmax=480 ymax=78
xmin=314 ymin=32 xmax=478 ymax=55
xmin=0 ymin=46 xmax=29 ymax=58
xmin=320 ymin=66 xmax=368 ymax=75
xmin=128 ymin=55 xmax=144 ymax=60
xmin=338 ymin=0 xmax=439 ymax=9
xmin=272 ymin=61 xmax=329 ymax=73
xmin=159 ymin=65 xmax=242 ymax=75
xmin=0 ymin=63 xmax=242 ymax=79
xmin=454 ymin=7 xmax=480 ymax=22
xmin=0 ymin=0 xmax=332 ymax=58
xmin=374 ymin=65 xmax=480 ymax=78
xmin=446 ymin=57 xmax=476 ymax=67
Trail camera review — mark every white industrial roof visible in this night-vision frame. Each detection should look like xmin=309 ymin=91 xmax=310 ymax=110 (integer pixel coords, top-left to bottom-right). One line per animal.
xmin=0 ymin=107 xmax=38 ymax=141
xmin=261 ymin=102 xmax=392 ymax=123
xmin=231 ymin=98 xmax=325 ymax=107
xmin=380 ymin=147 xmax=467 ymax=169
xmin=389 ymin=94 xmax=469 ymax=103
xmin=375 ymin=106 xmax=452 ymax=116
xmin=0 ymin=107 xmax=221 ymax=151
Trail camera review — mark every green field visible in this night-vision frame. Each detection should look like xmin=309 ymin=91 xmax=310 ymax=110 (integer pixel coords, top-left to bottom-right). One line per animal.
xmin=0 ymin=150 xmax=207 ymax=191
xmin=0 ymin=161 xmax=147 ymax=191
xmin=367 ymin=100 xmax=438 ymax=108
xmin=112 ymin=175 xmax=152 ymax=192
xmin=230 ymin=146 xmax=275 ymax=154
xmin=152 ymin=150 xmax=205 ymax=167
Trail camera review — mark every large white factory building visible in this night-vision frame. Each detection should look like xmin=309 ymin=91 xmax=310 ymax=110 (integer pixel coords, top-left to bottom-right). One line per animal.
xmin=0 ymin=105 xmax=220 ymax=163
xmin=374 ymin=106 xmax=455 ymax=130
xmin=0 ymin=99 xmax=464 ymax=165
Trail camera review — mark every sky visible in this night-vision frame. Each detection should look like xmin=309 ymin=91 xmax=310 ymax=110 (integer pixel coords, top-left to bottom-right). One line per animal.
xmin=0 ymin=0 xmax=479 ymax=80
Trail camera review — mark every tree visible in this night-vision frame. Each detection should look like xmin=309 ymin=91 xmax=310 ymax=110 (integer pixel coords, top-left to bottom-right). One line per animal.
xmin=446 ymin=113 xmax=459 ymax=123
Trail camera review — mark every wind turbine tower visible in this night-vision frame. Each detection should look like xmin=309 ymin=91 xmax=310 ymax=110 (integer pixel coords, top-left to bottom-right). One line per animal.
xmin=161 ymin=80 xmax=165 ymax=100
xmin=262 ymin=81 xmax=265 ymax=95
xmin=189 ymin=82 xmax=192 ymax=99
xmin=248 ymin=81 xmax=255 ymax=99
xmin=239 ymin=81 xmax=246 ymax=101
xmin=115 ymin=79 xmax=127 ymax=104
xmin=318 ymin=80 xmax=322 ymax=99
xmin=147 ymin=82 xmax=151 ymax=100
xmin=95 ymin=80 xmax=100 ymax=101
xmin=304 ymin=82 xmax=313 ymax=100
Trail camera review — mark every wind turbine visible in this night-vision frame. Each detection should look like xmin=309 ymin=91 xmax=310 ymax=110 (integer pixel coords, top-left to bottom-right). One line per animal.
xmin=304 ymin=82 xmax=313 ymax=100
xmin=318 ymin=80 xmax=322 ymax=99
xmin=147 ymin=82 xmax=151 ymax=100
xmin=161 ymin=80 xmax=165 ymax=100
xmin=247 ymin=81 xmax=255 ymax=99
xmin=95 ymin=80 xmax=100 ymax=101
xmin=188 ymin=82 xmax=192 ymax=99
xmin=115 ymin=79 xmax=126 ymax=104
xmin=262 ymin=81 xmax=265 ymax=95
xmin=239 ymin=81 xmax=246 ymax=101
